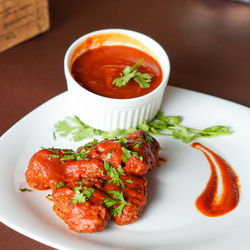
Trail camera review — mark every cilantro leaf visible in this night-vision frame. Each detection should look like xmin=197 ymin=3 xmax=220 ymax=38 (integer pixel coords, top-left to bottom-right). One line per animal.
xmin=103 ymin=190 xmax=131 ymax=217
xmin=134 ymin=72 xmax=151 ymax=88
xmin=72 ymin=187 xmax=94 ymax=204
xmin=100 ymin=129 xmax=125 ymax=139
xmin=54 ymin=111 xmax=232 ymax=144
xmin=146 ymin=112 xmax=233 ymax=143
xmin=126 ymin=178 xmax=133 ymax=183
xmin=134 ymin=138 xmax=143 ymax=148
xmin=104 ymin=162 xmax=125 ymax=188
xmin=18 ymin=188 xmax=32 ymax=192
xmin=56 ymin=181 xmax=65 ymax=189
xmin=112 ymin=59 xmax=151 ymax=89
xmin=84 ymin=138 xmax=99 ymax=148
xmin=54 ymin=116 xmax=101 ymax=142
xmin=121 ymin=147 xmax=143 ymax=163
xmin=53 ymin=131 xmax=56 ymax=140
xmin=106 ymin=152 xmax=112 ymax=160
xmin=60 ymin=148 xmax=89 ymax=162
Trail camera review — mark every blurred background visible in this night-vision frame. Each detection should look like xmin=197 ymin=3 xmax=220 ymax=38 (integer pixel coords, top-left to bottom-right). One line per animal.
xmin=0 ymin=0 xmax=250 ymax=248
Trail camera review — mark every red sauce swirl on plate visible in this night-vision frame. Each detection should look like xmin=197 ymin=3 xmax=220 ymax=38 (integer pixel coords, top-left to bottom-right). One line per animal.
xmin=192 ymin=143 xmax=240 ymax=217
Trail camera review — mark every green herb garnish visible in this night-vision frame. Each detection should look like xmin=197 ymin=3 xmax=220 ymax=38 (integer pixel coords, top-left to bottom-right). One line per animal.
xmin=84 ymin=138 xmax=99 ymax=149
xmin=106 ymin=152 xmax=112 ymax=160
xmin=138 ymin=112 xmax=233 ymax=143
xmin=42 ymin=147 xmax=60 ymax=160
xmin=48 ymin=154 xmax=60 ymax=160
xmin=72 ymin=186 xmax=95 ymax=204
xmin=60 ymin=148 xmax=89 ymax=162
xmin=74 ymin=179 xmax=87 ymax=185
xmin=104 ymin=190 xmax=131 ymax=217
xmin=104 ymin=162 xmax=125 ymax=188
xmin=54 ymin=116 xmax=103 ymax=142
xmin=54 ymin=112 xmax=232 ymax=144
xmin=18 ymin=188 xmax=32 ymax=192
xmin=134 ymin=138 xmax=143 ymax=148
xmin=53 ymin=131 xmax=56 ymax=140
xmin=126 ymin=178 xmax=133 ymax=183
xmin=56 ymin=181 xmax=65 ymax=189
xmin=112 ymin=59 xmax=152 ymax=89
xmin=121 ymin=147 xmax=143 ymax=163
xmin=145 ymin=136 xmax=153 ymax=143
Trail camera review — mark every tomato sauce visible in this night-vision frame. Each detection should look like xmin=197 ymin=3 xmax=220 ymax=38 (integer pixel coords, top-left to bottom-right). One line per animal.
xmin=71 ymin=46 xmax=163 ymax=99
xmin=191 ymin=143 xmax=240 ymax=217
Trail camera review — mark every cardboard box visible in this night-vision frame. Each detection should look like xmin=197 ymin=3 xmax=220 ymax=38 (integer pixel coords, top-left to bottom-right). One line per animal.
xmin=0 ymin=0 xmax=50 ymax=52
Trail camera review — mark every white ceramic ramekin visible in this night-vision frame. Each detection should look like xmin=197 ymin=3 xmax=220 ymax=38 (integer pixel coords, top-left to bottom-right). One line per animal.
xmin=64 ymin=29 xmax=170 ymax=131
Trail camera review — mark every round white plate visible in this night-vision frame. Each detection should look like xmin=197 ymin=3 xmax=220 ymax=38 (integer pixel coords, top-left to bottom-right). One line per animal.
xmin=0 ymin=86 xmax=250 ymax=250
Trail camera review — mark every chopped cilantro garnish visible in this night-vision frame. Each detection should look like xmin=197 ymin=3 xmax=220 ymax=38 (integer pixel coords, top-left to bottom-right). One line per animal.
xmin=60 ymin=154 xmax=75 ymax=161
xmin=43 ymin=147 xmax=59 ymax=154
xmin=74 ymin=179 xmax=86 ymax=185
xmin=112 ymin=59 xmax=152 ymax=89
xmin=54 ymin=115 xmax=103 ymax=142
xmin=121 ymin=147 xmax=143 ymax=163
xmin=53 ymin=131 xmax=56 ymax=140
xmin=18 ymin=188 xmax=32 ymax=192
xmin=54 ymin=111 xmax=232 ymax=144
xmin=60 ymin=148 xmax=89 ymax=162
xmin=56 ymin=181 xmax=65 ymax=189
xmin=106 ymin=152 xmax=112 ymax=160
xmin=104 ymin=162 xmax=125 ymax=188
xmin=48 ymin=154 xmax=60 ymax=160
xmin=118 ymin=136 xmax=128 ymax=146
xmin=42 ymin=147 xmax=60 ymax=160
xmin=126 ymin=178 xmax=133 ymax=183
xmin=84 ymin=138 xmax=99 ymax=148
xmin=104 ymin=190 xmax=131 ymax=217
xmin=72 ymin=187 xmax=94 ymax=204
xmin=134 ymin=138 xmax=143 ymax=148
xmin=145 ymin=136 xmax=153 ymax=143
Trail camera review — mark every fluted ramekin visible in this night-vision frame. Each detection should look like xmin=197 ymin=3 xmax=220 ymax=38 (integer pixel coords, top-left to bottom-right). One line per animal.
xmin=64 ymin=29 xmax=170 ymax=131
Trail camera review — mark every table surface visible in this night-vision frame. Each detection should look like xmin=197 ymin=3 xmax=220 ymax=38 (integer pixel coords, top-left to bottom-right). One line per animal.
xmin=0 ymin=0 xmax=250 ymax=249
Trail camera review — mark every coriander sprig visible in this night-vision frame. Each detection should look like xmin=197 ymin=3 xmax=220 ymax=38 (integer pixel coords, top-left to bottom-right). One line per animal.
xmin=72 ymin=181 xmax=94 ymax=204
xmin=138 ymin=112 xmax=233 ymax=143
xmin=18 ymin=188 xmax=32 ymax=192
xmin=121 ymin=147 xmax=143 ymax=163
xmin=54 ymin=116 xmax=103 ymax=142
xmin=56 ymin=181 xmax=65 ymax=189
xmin=104 ymin=162 xmax=125 ymax=189
xmin=112 ymin=59 xmax=152 ymax=88
xmin=54 ymin=112 xmax=232 ymax=144
xmin=104 ymin=190 xmax=131 ymax=217
xmin=44 ymin=147 xmax=90 ymax=162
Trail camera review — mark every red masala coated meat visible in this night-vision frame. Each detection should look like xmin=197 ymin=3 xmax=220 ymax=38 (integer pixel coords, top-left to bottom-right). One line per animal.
xmin=25 ymin=131 xmax=161 ymax=233
xmin=53 ymin=187 xmax=110 ymax=233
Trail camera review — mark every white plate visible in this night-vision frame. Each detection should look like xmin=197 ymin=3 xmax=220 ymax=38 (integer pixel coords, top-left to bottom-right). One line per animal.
xmin=0 ymin=86 xmax=250 ymax=250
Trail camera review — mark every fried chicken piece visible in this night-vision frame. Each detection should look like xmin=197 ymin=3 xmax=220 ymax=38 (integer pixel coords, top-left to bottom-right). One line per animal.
xmin=77 ymin=139 xmax=123 ymax=167
xmin=52 ymin=187 xmax=110 ymax=233
xmin=102 ymin=175 xmax=147 ymax=225
xmin=25 ymin=149 xmax=106 ymax=190
xmin=25 ymin=149 xmax=66 ymax=190
xmin=25 ymin=131 xmax=161 ymax=233
xmin=124 ymin=130 xmax=160 ymax=175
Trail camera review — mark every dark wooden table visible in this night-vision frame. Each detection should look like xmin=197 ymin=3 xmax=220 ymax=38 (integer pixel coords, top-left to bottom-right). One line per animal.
xmin=0 ymin=0 xmax=249 ymax=249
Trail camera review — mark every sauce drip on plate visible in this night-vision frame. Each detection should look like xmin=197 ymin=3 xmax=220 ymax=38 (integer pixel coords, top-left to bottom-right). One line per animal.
xmin=191 ymin=143 xmax=240 ymax=217
xmin=71 ymin=45 xmax=163 ymax=99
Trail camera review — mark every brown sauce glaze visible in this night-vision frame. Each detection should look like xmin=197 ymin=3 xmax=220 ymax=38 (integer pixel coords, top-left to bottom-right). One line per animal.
xmin=191 ymin=142 xmax=240 ymax=217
